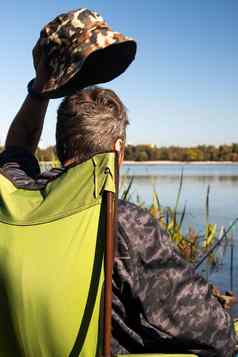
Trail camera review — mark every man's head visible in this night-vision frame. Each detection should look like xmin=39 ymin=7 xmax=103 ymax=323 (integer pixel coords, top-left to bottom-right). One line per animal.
xmin=56 ymin=86 xmax=128 ymax=166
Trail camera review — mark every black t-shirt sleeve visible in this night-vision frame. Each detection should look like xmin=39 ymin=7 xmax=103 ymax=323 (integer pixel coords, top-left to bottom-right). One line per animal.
xmin=0 ymin=146 xmax=40 ymax=180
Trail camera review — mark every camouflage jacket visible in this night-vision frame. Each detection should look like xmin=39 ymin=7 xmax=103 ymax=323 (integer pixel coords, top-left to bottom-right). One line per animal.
xmin=0 ymin=148 xmax=236 ymax=357
xmin=113 ymin=200 xmax=237 ymax=357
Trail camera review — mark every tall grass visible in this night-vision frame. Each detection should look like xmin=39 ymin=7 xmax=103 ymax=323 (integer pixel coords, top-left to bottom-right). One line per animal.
xmin=120 ymin=172 xmax=237 ymax=271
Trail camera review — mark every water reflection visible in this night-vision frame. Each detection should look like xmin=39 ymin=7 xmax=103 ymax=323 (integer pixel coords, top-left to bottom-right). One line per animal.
xmin=121 ymin=174 xmax=238 ymax=183
xmin=120 ymin=166 xmax=238 ymax=227
xmin=122 ymin=163 xmax=238 ymax=177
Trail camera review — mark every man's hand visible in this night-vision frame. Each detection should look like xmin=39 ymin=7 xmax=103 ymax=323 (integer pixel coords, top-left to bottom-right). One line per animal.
xmin=32 ymin=40 xmax=50 ymax=93
xmin=212 ymin=285 xmax=238 ymax=310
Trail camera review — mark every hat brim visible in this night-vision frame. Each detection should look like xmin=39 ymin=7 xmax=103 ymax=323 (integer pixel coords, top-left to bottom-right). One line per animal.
xmin=41 ymin=40 xmax=137 ymax=99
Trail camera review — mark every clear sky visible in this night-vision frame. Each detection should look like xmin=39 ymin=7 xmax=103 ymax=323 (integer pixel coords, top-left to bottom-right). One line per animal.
xmin=0 ymin=0 xmax=237 ymax=148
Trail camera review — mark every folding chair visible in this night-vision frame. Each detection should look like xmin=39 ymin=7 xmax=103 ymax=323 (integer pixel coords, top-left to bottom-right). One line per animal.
xmin=0 ymin=152 xmax=115 ymax=356
xmin=0 ymin=150 xmax=205 ymax=356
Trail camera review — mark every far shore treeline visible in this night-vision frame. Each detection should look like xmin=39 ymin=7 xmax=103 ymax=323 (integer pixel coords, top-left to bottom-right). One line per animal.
xmin=1 ymin=144 xmax=238 ymax=162
xmin=125 ymin=143 xmax=238 ymax=162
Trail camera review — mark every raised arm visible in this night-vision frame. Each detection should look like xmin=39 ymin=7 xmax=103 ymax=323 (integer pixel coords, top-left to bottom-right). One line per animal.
xmin=5 ymin=55 xmax=50 ymax=155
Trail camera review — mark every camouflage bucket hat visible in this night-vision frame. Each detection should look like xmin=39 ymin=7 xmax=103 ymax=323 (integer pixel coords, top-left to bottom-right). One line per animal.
xmin=33 ymin=8 xmax=137 ymax=98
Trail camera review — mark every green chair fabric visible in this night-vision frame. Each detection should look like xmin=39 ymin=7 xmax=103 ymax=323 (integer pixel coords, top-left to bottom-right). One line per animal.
xmin=234 ymin=319 xmax=238 ymax=335
xmin=0 ymin=150 xmax=201 ymax=356
xmin=0 ymin=152 xmax=115 ymax=357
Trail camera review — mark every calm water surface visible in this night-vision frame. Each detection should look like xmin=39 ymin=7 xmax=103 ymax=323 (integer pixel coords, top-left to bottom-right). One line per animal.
xmin=121 ymin=163 xmax=238 ymax=232
xmin=121 ymin=163 xmax=238 ymax=314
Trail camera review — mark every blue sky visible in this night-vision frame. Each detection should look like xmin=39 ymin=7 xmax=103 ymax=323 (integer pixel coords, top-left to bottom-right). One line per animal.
xmin=0 ymin=0 xmax=237 ymax=147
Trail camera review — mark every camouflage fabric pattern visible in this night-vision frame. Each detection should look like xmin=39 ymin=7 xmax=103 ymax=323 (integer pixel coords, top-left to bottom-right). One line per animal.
xmin=33 ymin=8 xmax=136 ymax=95
xmin=112 ymin=200 xmax=237 ymax=357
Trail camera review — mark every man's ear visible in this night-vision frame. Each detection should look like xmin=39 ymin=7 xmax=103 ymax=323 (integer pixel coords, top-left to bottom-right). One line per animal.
xmin=114 ymin=138 xmax=123 ymax=152
xmin=114 ymin=138 xmax=124 ymax=165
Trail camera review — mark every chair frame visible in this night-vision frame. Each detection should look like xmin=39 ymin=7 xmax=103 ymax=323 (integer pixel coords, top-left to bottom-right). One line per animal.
xmin=103 ymin=152 xmax=119 ymax=357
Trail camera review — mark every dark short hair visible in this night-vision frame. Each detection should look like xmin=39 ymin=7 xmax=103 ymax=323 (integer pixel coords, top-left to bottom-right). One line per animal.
xmin=56 ymin=86 xmax=128 ymax=164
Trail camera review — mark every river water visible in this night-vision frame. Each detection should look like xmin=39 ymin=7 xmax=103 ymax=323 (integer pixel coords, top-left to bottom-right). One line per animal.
xmin=121 ymin=162 xmax=238 ymax=315
xmin=121 ymin=163 xmax=238 ymax=232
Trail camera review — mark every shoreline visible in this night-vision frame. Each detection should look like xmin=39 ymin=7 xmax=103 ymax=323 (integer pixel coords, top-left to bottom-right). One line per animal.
xmin=123 ymin=160 xmax=238 ymax=165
